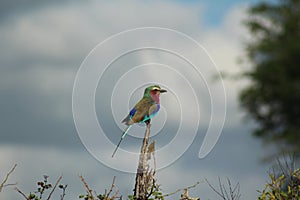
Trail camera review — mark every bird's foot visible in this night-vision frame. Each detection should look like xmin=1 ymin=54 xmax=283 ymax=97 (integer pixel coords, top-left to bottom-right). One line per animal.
xmin=145 ymin=119 xmax=151 ymax=125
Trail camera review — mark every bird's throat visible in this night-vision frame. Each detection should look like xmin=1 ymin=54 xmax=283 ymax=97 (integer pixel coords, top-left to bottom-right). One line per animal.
xmin=150 ymin=92 xmax=160 ymax=104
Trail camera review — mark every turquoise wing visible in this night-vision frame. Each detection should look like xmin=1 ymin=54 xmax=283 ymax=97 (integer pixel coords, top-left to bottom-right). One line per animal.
xmin=142 ymin=104 xmax=160 ymax=122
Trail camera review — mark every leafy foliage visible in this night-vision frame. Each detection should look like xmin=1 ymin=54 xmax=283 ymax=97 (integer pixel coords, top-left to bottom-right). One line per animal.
xmin=78 ymin=175 xmax=121 ymax=200
xmin=241 ymin=0 xmax=300 ymax=155
xmin=258 ymin=166 xmax=300 ymax=200
xmin=147 ymin=183 xmax=164 ymax=200
xmin=15 ymin=175 xmax=66 ymax=200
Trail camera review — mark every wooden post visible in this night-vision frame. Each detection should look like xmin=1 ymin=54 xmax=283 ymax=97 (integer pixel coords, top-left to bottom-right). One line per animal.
xmin=133 ymin=123 xmax=152 ymax=200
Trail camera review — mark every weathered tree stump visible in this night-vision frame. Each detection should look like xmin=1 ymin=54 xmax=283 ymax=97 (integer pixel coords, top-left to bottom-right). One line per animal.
xmin=133 ymin=123 xmax=155 ymax=200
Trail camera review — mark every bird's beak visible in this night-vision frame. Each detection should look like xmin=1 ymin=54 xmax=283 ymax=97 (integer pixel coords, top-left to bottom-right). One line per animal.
xmin=160 ymin=89 xmax=167 ymax=93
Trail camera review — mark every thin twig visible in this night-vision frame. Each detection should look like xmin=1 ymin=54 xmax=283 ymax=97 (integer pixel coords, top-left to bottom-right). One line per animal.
xmin=60 ymin=185 xmax=67 ymax=200
xmin=79 ymin=175 xmax=95 ymax=200
xmin=106 ymin=176 xmax=116 ymax=198
xmin=46 ymin=175 xmax=62 ymax=200
xmin=15 ymin=187 xmax=29 ymax=200
xmin=218 ymin=177 xmax=226 ymax=200
xmin=223 ymin=184 xmax=230 ymax=200
xmin=205 ymin=178 xmax=225 ymax=199
xmin=3 ymin=183 xmax=18 ymax=188
xmin=186 ymin=181 xmax=200 ymax=190
xmin=164 ymin=181 xmax=200 ymax=197
xmin=206 ymin=178 xmax=241 ymax=200
xmin=0 ymin=164 xmax=17 ymax=192
xmin=103 ymin=176 xmax=120 ymax=199
xmin=146 ymin=178 xmax=156 ymax=199
xmin=111 ymin=187 xmax=120 ymax=199
xmin=163 ymin=188 xmax=181 ymax=197
xmin=232 ymin=182 xmax=240 ymax=199
xmin=226 ymin=178 xmax=232 ymax=200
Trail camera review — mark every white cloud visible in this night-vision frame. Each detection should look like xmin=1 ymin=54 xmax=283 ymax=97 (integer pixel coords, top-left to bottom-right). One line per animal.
xmin=0 ymin=1 xmax=204 ymax=62
xmin=0 ymin=1 xmax=268 ymax=199
xmin=0 ymin=0 xmax=248 ymax=128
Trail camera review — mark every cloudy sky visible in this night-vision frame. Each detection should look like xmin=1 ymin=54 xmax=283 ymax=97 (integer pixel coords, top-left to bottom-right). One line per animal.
xmin=0 ymin=0 xmax=278 ymax=199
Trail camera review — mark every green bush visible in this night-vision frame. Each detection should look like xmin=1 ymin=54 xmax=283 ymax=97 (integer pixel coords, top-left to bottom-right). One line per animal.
xmin=258 ymin=168 xmax=300 ymax=200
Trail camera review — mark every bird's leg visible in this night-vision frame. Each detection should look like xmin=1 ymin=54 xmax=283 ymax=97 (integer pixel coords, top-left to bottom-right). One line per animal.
xmin=145 ymin=119 xmax=151 ymax=125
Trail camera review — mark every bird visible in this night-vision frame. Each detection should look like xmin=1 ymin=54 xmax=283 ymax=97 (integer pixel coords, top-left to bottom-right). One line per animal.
xmin=111 ymin=85 xmax=167 ymax=157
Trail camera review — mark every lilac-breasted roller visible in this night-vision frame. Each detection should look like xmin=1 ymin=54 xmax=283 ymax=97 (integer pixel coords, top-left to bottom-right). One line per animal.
xmin=111 ymin=85 xmax=167 ymax=157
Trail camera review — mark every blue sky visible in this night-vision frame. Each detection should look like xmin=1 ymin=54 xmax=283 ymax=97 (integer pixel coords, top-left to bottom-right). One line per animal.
xmin=176 ymin=0 xmax=267 ymax=26
xmin=0 ymin=0 xmax=279 ymax=199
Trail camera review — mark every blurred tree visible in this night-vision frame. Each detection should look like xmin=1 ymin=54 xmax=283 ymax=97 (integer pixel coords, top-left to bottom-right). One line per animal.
xmin=240 ymin=0 xmax=300 ymax=156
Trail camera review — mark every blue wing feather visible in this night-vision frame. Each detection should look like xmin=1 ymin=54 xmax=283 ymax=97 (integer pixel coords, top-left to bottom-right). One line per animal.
xmin=129 ymin=108 xmax=136 ymax=119
xmin=122 ymin=108 xmax=136 ymax=125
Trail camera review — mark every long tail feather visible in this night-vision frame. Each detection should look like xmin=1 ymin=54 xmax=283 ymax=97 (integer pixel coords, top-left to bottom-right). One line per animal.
xmin=111 ymin=125 xmax=132 ymax=158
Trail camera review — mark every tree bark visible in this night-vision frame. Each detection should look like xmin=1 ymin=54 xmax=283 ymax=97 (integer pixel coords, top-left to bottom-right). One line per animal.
xmin=133 ymin=123 xmax=151 ymax=200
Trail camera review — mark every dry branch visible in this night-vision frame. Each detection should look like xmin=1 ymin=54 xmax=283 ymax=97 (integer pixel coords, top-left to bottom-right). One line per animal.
xmin=14 ymin=187 xmax=29 ymax=200
xmin=106 ymin=176 xmax=116 ymax=197
xmin=163 ymin=181 xmax=200 ymax=199
xmin=46 ymin=175 xmax=62 ymax=200
xmin=180 ymin=188 xmax=200 ymax=200
xmin=79 ymin=175 xmax=95 ymax=200
xmin=205 ymin=177 xmax=241 ymax=200
xmin=80 ymin=175 xmax=120 ymax=200
xmin=133 ymin=123 xmax=156 ymax=200
xmin=0 ymin=164 xmax=17 ymax=192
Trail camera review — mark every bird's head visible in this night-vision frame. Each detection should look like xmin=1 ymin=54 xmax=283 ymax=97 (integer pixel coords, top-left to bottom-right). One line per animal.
xmin=144 ymin=85 xmax=167 ymax=102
